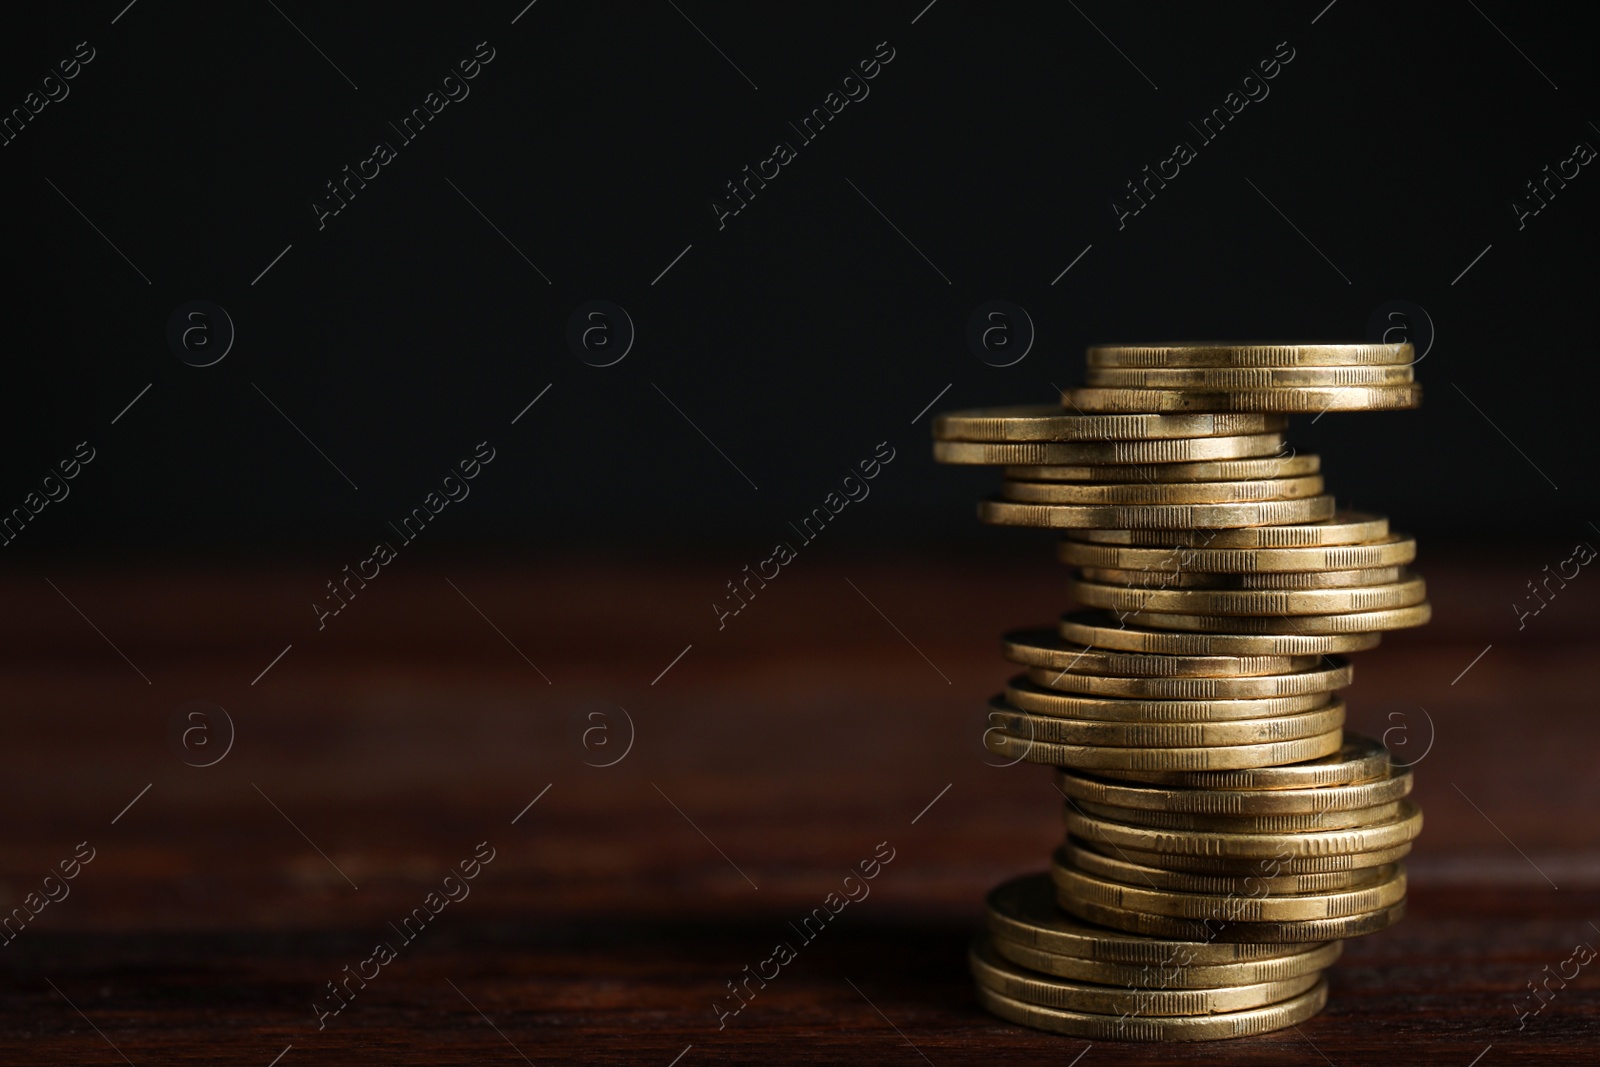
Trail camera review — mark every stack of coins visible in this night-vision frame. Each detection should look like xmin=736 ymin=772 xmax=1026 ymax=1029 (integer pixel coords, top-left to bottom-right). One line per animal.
xmin=934 ymin=341 xmax=1427 ymax=1041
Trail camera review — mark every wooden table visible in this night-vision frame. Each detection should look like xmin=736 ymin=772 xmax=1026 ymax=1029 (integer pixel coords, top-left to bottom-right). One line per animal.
xmin=2 ymin=554 xmax=1596 ymax=1064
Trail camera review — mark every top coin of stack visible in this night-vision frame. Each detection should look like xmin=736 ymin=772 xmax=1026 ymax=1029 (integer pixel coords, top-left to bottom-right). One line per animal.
xmin=1066 ymin=342 xmax=1421 ymax=413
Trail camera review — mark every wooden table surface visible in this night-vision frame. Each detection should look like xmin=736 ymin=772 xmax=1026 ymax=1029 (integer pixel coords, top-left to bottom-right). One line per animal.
xmin=2 ymin=551 xmax=1597 ymax=1065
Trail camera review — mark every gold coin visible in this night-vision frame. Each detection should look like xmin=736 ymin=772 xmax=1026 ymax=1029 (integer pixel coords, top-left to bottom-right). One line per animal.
xmin=987 ymin=699 xmax=1345 ymax=748
xmin=1052 ymin=858 xmax=1408 ymax=922
xmin=1137 ymin=602 xmax=1433 ymax=634
xmin=1104 ymin=732 xmax=1391 ymax=789
xmin=1068 ymin=573 xmax=1426 ymax=615
xmin=1005 ymin=677 xmax=1334 ymax=723
xmin=980 ymin=494 xmax=1335 ymax=530
xmin=1006 ymin=633 xmax=1350 ymax=695
xmin=932 ymin=405 xmax=1286 ymax=442
xmin=934 ymin=434 xmax=1285 ymax=466
xmin=1087 ymin=365 xmax=1414 ymax=388
xmin=1067 ymin=796 xmax=1400 ymax=833
xmin=1054 ymin=765 xmax=1414 ymax=814
xmin=1006 ymin=454 xmax=1320 ymax=483
xmin=1059 ymin=841 xmax=1396 ymax=894
xmin=990 ymin=931 xmax=1342 ymax=989
xmin=1066 ymin=384 xmax=1423 ymax=414
xmin=1079 ymin=566 xmax=1401 ymax=590
xmin=975 ymin=977 xmax=1329 ymax=1041
xmin=1059 ymin=894 xmax=1406 ymax=942
xmin=984 ymin=873 xmax=1319 ymax=965
xmin=1086 ymin=839 xmax=1413 ymax=876
xmin=985 ymin=727 xmax=1342 ymax=771
xmin=1002 ymin=475 xmax=1325 ymax=505
xmin=1063 ymin=799 xmax=1423 ymax=858
xmin=1059 ymin=611 xmax=1382 ymax=655
xmin=1000 ymin=630 xmax=1319 ymax=678
xmin=1086 ymin=342 xmax=1413 ymax=368
xmin=969 ymin=937 xmax=1323 ymax=1015
xmin=1067 ymin=511 xmax=1389 ymax=547
xmin=1020 ymin=663 xmax=1351 ymax=700
xmin=1058 ymin=534 xmax=1418 ymax=572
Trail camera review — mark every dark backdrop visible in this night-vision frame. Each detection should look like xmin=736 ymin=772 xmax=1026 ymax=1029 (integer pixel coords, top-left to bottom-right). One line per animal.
xmin=1 ymin=0 xmax=1593 ymax=560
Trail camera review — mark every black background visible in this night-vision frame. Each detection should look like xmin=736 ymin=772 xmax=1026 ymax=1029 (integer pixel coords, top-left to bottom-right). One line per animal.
xmin=2 ymin=0 xmax=1594 ymax=562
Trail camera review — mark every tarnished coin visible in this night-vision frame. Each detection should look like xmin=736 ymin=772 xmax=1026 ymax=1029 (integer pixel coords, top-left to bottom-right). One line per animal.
xmin=1052 ymin=858 xmax=1408 ymax=922
xmin=1082 ymin=839 xmax=1413 ymax=876
xmin=985 ymin=726 xmax=1343 ymax=771
xmin=1066 ymin=796 xmax=1400 ymax=833
xmin=1086 ymin=342 xmax=1413 ymax=368
xmin=1059 ymin=841 xmax=1397 ymax=895
xmin=1058 ymin=534 xmax=1418 ymax=572
xmin=987 ymin=698 xmax=1345 ymax=748
xmin=969 ymin=937 xmax=1322 ymax=1015
xmin=980 ymin=494 xmax=1335 ymax=530
xmin=976 ymin=976 xmax=1329 ymax=1041
xmin=1059 ymin=895 xmax=1407 ymax=942
xmin=1079 ymin=566 xmax=1402 ymax=590
xmin=1062 ymin=799 xmax=1424 ymax=858
xmin=1066 ymin=512 xmax=1389 ymax=547
xmin=1005 ymin=633 xmax=1350 ymax=696
xmin=1002 ymin=475 xmax=1325 ymax=505
xmin=1104 ymin=733 xmax=1392 ymax=789
xmin=1054 ymin=765 xmax=1414 ymax=814
xmin=1020 ymin=662 xmax=1351 ymax=700
xmin=932 ymin=405 xmax=1287 ymax=441
xmin=935 ymin=434 xmax=1285 ymax=466
xmin=1005 ymin=677 xmax=1334 ymax=723
xmin=1087 ymin=365 xmax=1414 ymax=388
xmin=1007 ymin=454 xmax=1320 ymax=483
xmin=990 ymin=931 xmax=1342 ymax=988
xmin=1065 ymin=384 xmax=1423 ymax=414
xmin=1067 ymin=573 xmax=1426 ymax=615
xmin=984 ymin=873 xmax=1320 ymax=965
xmin=1059 ymin=611 xmax=1382 ymax=655
xmin=1136 ymin=603 xmax=1433 ymax=634
xmin=1000 ymin=630 xmax=1319 ymax=678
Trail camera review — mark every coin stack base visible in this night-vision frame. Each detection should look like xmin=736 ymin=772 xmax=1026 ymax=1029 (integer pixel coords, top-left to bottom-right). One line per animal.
xmin=938 ymin=343 xmax=1429 ymax=1042
xmin=975 ymin=875 xmax=1335 ymax=1041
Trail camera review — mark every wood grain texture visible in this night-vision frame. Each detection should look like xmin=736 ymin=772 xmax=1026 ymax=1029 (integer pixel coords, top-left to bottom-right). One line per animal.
xmin=0 ymin=554 xmax=1595 ymax=1064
